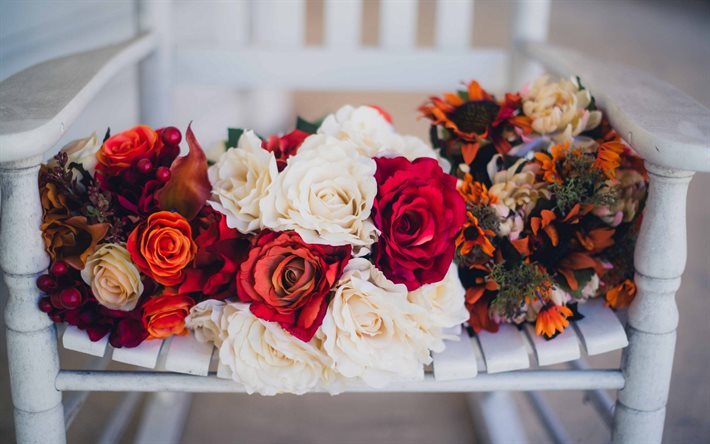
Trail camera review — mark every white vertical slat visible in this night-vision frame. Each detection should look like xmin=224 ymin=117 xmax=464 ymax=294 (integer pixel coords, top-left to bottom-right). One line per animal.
xmin=573 ymin=298 xmax=628 ymax=356
xmin=524 ymin=323 xmax=581 ymax=366
xmin=63 ymin=326 xmax=108 ymax=357
xmin=379 ymin=0 xmax=418 ymax=49
xmin=324 ymin=0 xmax=362 ymax=48
xmin=164 ymin=333 xmax=215 ymax=376
xmin=137 ymin=0 xmax=172 ymax=127
xmin=477 ymin=325 xmax=530 ymax=373
xmin=134 ymin=393 xmax=192 ymax=444
xmin=509 ymin=0 xmax=551 ymax=89
xmin=432 ymin=332 xmax=478 ymax=381
xmin=111 ymin=338 xmax=164 ymax=368
xmin=435 ymin=0 xmax=474 ymax=49
xmin=252 ymin=0 xmax=305 ymax=48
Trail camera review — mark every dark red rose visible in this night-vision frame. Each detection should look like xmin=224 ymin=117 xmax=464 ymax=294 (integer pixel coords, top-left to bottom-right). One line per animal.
xmin=179 ymin=207 xmax=251 ymax=301
xmin=237 ymin=230 xmax=351 ymax=342
xmin=262 ymin=129 xmax=309 ymax=171
xmin=372 ymin=156 xmax=466 ymax=291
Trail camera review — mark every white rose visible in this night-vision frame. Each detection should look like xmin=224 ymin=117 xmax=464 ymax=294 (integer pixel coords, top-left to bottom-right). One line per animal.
xmin=319 ymin=105 xmax=438 ymax=162
xmin=522 ymin=76 xmax=602 ymax=143
xmin=407 ymin=263 xmax=469 ymax=351
xmin=320 ymin=259 xmax=430 ymax=388
xmin=185 ymin=299 xmax=226 ymax=346
xmin=80 ymin=243 xmax=143 ymax=311
xmin=260 ymin=135 xmax=378 ymax=253
xmin=218 ymin=302 xmax=333 ymax=395
xmin=208 ymin=130 xmax=278 ymax=234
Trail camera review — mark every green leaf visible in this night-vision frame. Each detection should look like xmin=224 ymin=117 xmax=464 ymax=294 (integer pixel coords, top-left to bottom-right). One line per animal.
xmin=226 ymin=128 xmax=244 ymax=149
xmin=295 ymin=116 xmax=323 ymax=134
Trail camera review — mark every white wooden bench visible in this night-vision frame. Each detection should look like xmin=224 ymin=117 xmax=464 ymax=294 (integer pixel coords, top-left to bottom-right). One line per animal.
xmin=1 ymin=1 xmax=708 ymax=443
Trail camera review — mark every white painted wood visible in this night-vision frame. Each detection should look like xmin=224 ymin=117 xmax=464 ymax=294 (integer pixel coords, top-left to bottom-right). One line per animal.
xmin=524 ymin=321 xmax=581 ymax=366
xmin=56 ymin=369 xmax=625 ymax=393
xmin=164 ymin=333 xmax=215 ymax=376
xmin=569 ymin=359 xmax=615 ymax=427
xmin=175 ymin=48 xmax=509 ymax=92
xmin=574 ymin=299 xmax=628 ymax=356
xmin=509 ymin=0 xmax=551 ymax=88
xmin=432 ymin=332 xmax=478 ymax=381
xmin=111 ymin=338 xmax=164 ymax=369
xmin=0 ymin=35 xmax=156 ymax=164
xmin=442 ymin=324 xmax=462 ymax=337
xmin=612 ymin=164 xmax=694 ymax=444
xmin=63 ymin=355 xmax=111 ymax=428
xmin=477 ymin=325 xmax=530 ymax=374
xmin=62 ymin=326 xmax=109 ymax=357
xmin=524 ymin=42 xmax=710 ymax=173
xmin=435 ymin=0 xmax=474 ymax=49
xmin=134 ymin=392 xmax=192 ymax=444
xmin=324 ymin=0 xmax=362 ymax=49
xmin=0 ymin=158 xmax=66 ymax=444
xmin=252 ymin=0 xmax=305 ymax=49
xmin=468 ymin=392 xmax=528 ymax=444
xmin=379 ymin=0 xmax=418 ymax=49
xmin=138 ymin=0 xmax=172 ymax=127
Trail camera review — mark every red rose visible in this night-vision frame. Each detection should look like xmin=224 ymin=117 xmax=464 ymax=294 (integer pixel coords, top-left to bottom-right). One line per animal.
xmin=262 ymin=129 xmax=309 ymax=171
xmin=97 ymin=125 xmax=161 ymax=175
xmin=237 ymin=230 xmax=351 ymax=342
xmin=372 ymin=156 xmax=466 ymax=291
xmin=179 ymin=207 xmax=251 ymax=301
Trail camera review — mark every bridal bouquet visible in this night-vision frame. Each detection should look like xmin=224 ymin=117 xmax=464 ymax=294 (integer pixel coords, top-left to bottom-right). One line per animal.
xmin=37 ymin=106 xmax=470 ymax=394
xmin=420 ymin=76 xmax=647 ymax=338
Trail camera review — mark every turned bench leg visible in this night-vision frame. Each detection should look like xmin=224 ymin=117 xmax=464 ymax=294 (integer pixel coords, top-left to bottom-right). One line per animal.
xmin=1 ymin=157 xmax=66 ymax=444
xmin=612 ymin=163 xmax=694 ymax=444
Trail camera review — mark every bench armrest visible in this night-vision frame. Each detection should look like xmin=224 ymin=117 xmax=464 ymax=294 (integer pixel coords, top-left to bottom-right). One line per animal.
xmin=523 ymin=42 xmax=710 ymax=173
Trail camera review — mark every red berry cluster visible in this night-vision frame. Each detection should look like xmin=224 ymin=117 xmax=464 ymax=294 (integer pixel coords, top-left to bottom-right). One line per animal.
xmin=37 ymin=261 xmax=86 ymax=317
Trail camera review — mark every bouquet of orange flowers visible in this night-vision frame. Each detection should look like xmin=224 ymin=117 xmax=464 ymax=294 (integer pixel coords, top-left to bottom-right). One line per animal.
xmin=421 ymin=76 xmax=648 ymax=338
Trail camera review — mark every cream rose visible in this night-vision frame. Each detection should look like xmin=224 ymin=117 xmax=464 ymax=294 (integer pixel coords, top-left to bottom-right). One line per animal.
xmin=208 ymin=130 xmax=278 ymax=234
xmin=407 ymin=263 xmax=469 ymax=350
xmin=320 ymin=259 xmax=431 ymax=388
xmin=522 ymin=76 xmax=602 ymax=143
xmin=49 ymin=133 xmax=102 ymax=179
xmin=80 ymin=243 xmax=143 ymax=311
xmin=260 ymin=135 xmax=378 ymax=253
xmin=217 ymin=302 xmax=333 ymax=395
xmin=185 ymin=299 xmax=226 ymax=346
xmin=319 ymin=105 xmax=437 ymax=161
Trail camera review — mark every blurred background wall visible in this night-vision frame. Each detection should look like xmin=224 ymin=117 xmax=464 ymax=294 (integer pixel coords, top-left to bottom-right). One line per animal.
xmin=1 ymin=1 xmax=708 ymax=442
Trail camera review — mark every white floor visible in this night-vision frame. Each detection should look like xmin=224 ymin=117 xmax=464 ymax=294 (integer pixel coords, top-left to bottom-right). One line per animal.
xmin=1 ymin=1 xmax=709 ymax=443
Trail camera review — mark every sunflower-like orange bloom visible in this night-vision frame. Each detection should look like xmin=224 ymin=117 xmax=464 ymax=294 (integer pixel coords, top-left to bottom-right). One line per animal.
xmin=605 ymin=279 xmax=636 ymax=309
xmin=534 ymin=142 xmax=569 ymax=183
xmin=594 ymin=140 xmax=625 ymax=179
xmin=419 ymin=81 xmax=499 ymax=164
xmin=458 ymin=173 xmax=495 ymax=205
xmin=531 ymin=209 xmax=559 ymax=246
xmin=535 ymin=304 xmax=573 ymax=338
xmin=456 ymin=212 xmax=496 ymax=258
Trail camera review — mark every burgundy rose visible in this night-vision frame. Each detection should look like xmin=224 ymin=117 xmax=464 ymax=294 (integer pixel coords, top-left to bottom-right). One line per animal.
xmin=372 ymin=156 xmax=466 ymax=291
xmin=236 ymin=230 xmax=351 ymax=341
xmin=179 ymin=207 xmax=251 ymax=301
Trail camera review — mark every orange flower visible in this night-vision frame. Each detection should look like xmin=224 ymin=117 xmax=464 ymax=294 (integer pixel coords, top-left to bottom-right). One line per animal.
xmin=142 ymin=294 xmax=194 ymax=339
xmin=535 ymin=304 xmax=573 ymax=338
xmin=127 ymin=211 xmax=197 ymax=286
xmin=41 ymin=214 xmax=109 ymax=269
xmin=456 ymin=212 xmax=496 ymax=258
xmin=466 ymin=288 xmax=499 ymax=334
xmin=458 ymin=174 xmax=495 ymax=205
xmin=605 ymin=279 xmax=636 ymax=309
xmin=594 ymin=140 xmax=625 ymax=179
xmin=97 ymin=125 xmax=160 ymax=174
xmin=534 ymin=142 xmax=569 ymax=183
xmin=531 ymin=209 xmax=559 ymax=246
xmin=419 ymin=81 xmax=499 ymax=164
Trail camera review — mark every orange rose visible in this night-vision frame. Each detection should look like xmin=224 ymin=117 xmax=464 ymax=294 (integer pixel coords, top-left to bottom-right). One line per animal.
xmin=142 ymin=294 xmax=194 ymax=339
xmin=127 ymin=211 xmax=197 ymax=286
xmin=97 ymin=125 xmax=160 ymax=174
